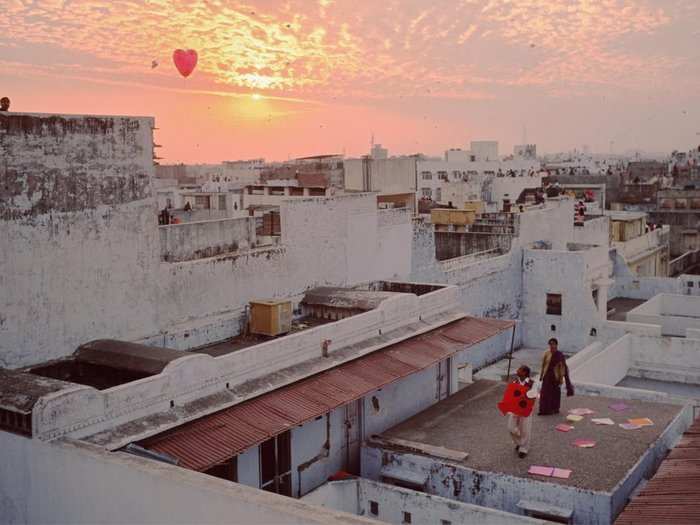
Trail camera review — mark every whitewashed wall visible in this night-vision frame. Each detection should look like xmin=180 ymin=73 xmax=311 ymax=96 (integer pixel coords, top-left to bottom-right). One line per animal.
xmin=0 ymin=432 xmax=371 ymax=525
xmin=1 ymin=112 xmax=412 ymax=368
xmin=522 ymin=248 xmax=601 ymax=352
xmin=0 ymin=114 xmax=160 ymax=368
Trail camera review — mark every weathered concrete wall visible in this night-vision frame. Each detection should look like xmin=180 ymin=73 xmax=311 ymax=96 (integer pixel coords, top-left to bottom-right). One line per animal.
xmin=648 ymin=209 xmax=700 ymax=257
xmin=572 ymin=216 xmax=609 ymax=247
xmin=0 ymin=113 xmax=160 ymax=367
xmin=627 ymin=294 xmax=700 ymax=336
xmin=361 ymin=446 xmax=608 ymax=525
xmin=1 ymin=113 xmax=413 ymax=367
xmin=515 ymin=200 xmax=575 ymax=250
xmin=570 ymin=335 xmax=631 ymax=385
xmin=435 ymin=231 xmax=512 ymax=260
xmin=344 ymin=157 xmax=417 ymax=194
xmin=0 ymin=432 xmax=373 ymax=525
xmin=159 ymin=217 xmax=257 ymax=262
xmin=408 ymin=220 xmax=523 ymax=343
xmin=522 ymin=248 xmax=601 ymax=352
xmin=303 ymin=479 xmax=546 ymax=525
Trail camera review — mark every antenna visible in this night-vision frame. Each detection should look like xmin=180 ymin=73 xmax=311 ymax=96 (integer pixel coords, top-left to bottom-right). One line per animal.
xmin=370 ymin=132 xmax=375 ymax=153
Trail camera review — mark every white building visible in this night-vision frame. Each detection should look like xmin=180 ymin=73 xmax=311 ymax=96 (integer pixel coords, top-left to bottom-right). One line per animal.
xmin=470 ymin=140 xmax=499 ymax=161
xmin=370 ymin=143 xmax=388 ymax=160
xmin=0 ymin=112 xmax=412 ymax=369
xmin=2 ymin=111 xmax=697 ymax=525
xmin=416 ymin=158 xmax=542 ymax=208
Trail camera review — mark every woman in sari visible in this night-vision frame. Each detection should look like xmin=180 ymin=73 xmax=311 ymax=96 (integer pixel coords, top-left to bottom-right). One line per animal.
xmin=538 ymin=338 xmax=574 ymax=415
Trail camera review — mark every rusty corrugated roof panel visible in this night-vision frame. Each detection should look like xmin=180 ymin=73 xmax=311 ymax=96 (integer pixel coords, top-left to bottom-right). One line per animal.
xmin=615 ymin=418 xmax=700 ymax=525
xmin=139 ymin=316 xmax=513 ymax=472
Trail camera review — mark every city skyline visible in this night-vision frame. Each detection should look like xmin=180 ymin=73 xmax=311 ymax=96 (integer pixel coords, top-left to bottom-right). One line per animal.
xmin=1 ymin=0 xmax=698 ymax=162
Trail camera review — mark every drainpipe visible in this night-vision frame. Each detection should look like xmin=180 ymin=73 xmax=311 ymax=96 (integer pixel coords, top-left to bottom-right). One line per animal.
xmin=296 ymin=413 xmax=330 ymax=497
xmin=505 ymin=322 xmax=517 ymax=380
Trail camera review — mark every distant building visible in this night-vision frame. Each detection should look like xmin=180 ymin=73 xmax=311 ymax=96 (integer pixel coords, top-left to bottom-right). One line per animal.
xmin=513 ymin=144 xmax=536 ymax=159
xmin=606 ymin=211 xmax=670 ymax=277
xmin=651 ymin=188 xmax=700 ymax=257
xmin=626 ymin=160 xmax=666 ymax=184
xmin=370 ymin=143 xmax=388 ymax=160
xmin=469 ymin=140 xmax=499 ymax=161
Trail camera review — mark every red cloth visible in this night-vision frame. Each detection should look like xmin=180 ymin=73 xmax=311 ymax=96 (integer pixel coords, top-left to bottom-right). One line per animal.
xmin=498 ymin=382 xmax=535 ymax=417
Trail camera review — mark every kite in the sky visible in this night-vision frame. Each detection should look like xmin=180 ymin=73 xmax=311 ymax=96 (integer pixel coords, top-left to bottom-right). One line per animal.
xmin=173 ymin=49 xmax=198 ymax=78
xmin=151 ymin=60 xmax=159 ymax=69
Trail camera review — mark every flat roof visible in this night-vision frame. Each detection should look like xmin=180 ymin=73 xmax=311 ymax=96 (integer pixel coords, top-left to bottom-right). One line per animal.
xmin=376 ymin=380 xmax=682 ymax=492
xmin=615 ymin=417 xmax=700 ymax=524
xmin=606 ymin=210 xmax=647 ymax=221
xmin=138 ymin=318 xmax=513 ymax=472
xmin=0 ymin=369 xmax=75 ymax=414
xmin=195 ymin=317 xmax=333 ymax=357
xmin=607 ymin=298 xmax=647 ymax=321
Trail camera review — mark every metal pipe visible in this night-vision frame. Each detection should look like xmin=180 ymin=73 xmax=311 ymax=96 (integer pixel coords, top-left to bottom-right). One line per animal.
xmin=505 ymin=322 xmax=517 ymax=380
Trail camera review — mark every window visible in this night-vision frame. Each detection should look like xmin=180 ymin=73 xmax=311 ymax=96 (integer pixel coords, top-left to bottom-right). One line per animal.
xmin=260 ymin=431 xmax=292 ymax=496
xmin=370 ymin=501 xmax=379 ymax=516
xmin=437 ymin=171 xmax=448 ymax=181
xmin=204 ymin=456 xmax=238 ymax=482
xmin=546 ymin=293 xmax=562 ymax=315
xmin=194 ymin=195 xmax=210 ymax=209
xmin=403 ymin=511 xmax=412 ymax=524
xmin=435 ymin=188 xmax=442 ymax=202
xmin=218 ymin=195 xmax=226 ymax=210
xmin=452 ymin=170 xmax=461 ymax=180
xmin=421 ymin=171 xmax=432 ymax=180
xmin=441 ymin=521 xmax=452 ymax=525
xmin=421 ymin=188 xmax=432 ymax=198
xmin=688 ymin=281 xmax=694 ymax=288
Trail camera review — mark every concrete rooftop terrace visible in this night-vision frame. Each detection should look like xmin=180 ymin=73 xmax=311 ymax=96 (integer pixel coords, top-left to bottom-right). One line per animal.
xmin=376 ymin=380 xmax=682 ymax=492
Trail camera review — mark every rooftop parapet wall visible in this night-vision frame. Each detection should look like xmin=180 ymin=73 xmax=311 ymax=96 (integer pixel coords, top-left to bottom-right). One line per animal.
xmin=0 ymin=113 xmax=160 ymax=368
xmin=613 ymin=226 xmax=670 ymax=262
xmin=0 ymin=113 xmax=154 ymax=220
xmin=159 ymin=216 xmax=257 ymax=262
xmin=28 ymin=285 xmax=462 ymax=443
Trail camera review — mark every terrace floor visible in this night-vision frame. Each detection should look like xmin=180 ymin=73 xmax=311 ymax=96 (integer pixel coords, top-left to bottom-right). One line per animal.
xmin=617 ymin=376 xmax=700 ymax=400
xmin=194 ymin=317 xmax=333 ymax=357
xmin=378 ymin=380 xmax=682 ymax=492
xmin=607 ymin=298 xmax=646 ymax=322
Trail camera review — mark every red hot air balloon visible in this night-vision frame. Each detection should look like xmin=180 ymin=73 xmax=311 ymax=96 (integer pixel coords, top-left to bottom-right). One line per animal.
xmin=172 ymin=49 xmax=198 ymax=78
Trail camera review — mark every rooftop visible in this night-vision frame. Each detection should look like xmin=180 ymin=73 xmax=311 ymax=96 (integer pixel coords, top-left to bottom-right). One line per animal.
xmin=0 ymin=368 xmax=74 ymax=414
xmin=374 ymin=379 xmax=682 ymax=492
xmin=607 ymin=297 xmax=646 ymax=321
xmin=21 ymin=340 xmax=189 ymax=391
xmin=615 ymin=417 xmax=700 ymax=524
xmin=133 ymin=317 xmax=513 ymax=472
xmin=606 ymin=210 xmax=647 ymax=222
xmin=195 ymin=316 xmax=333 ymax=357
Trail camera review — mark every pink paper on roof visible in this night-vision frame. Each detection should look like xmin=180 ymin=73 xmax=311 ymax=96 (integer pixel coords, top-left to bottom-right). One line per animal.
xmin=528 ymin=465 xmax=554 ymax=476
xmin=609 ymin=402 xmax=629 ymax=412
xmin=573 ymin=439 xmax=596 ymax=448
xmin=556 ymin=424 xmax=573 ymax=432
xmin=552 ymin=468 xmax=572 ymax=479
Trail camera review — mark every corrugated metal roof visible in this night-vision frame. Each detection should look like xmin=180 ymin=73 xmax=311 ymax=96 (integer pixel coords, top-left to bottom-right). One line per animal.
xmin=615 ymin=417 xmax=700 ymax=525
xmin=139 ymin=316 xmax=513 ymax=472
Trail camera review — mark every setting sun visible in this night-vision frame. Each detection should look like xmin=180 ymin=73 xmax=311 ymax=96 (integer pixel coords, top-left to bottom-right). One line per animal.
xmin=252 ymin=93 xmax=263 ymax=101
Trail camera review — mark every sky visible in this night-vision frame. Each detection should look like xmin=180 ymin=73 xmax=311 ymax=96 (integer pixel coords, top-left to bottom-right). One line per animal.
xmin=1 ymin=0 xmax=699 ymax=163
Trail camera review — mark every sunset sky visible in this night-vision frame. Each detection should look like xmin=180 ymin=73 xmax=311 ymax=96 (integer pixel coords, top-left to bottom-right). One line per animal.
xmin=2 ymin=0 xmax=698 ymax=163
